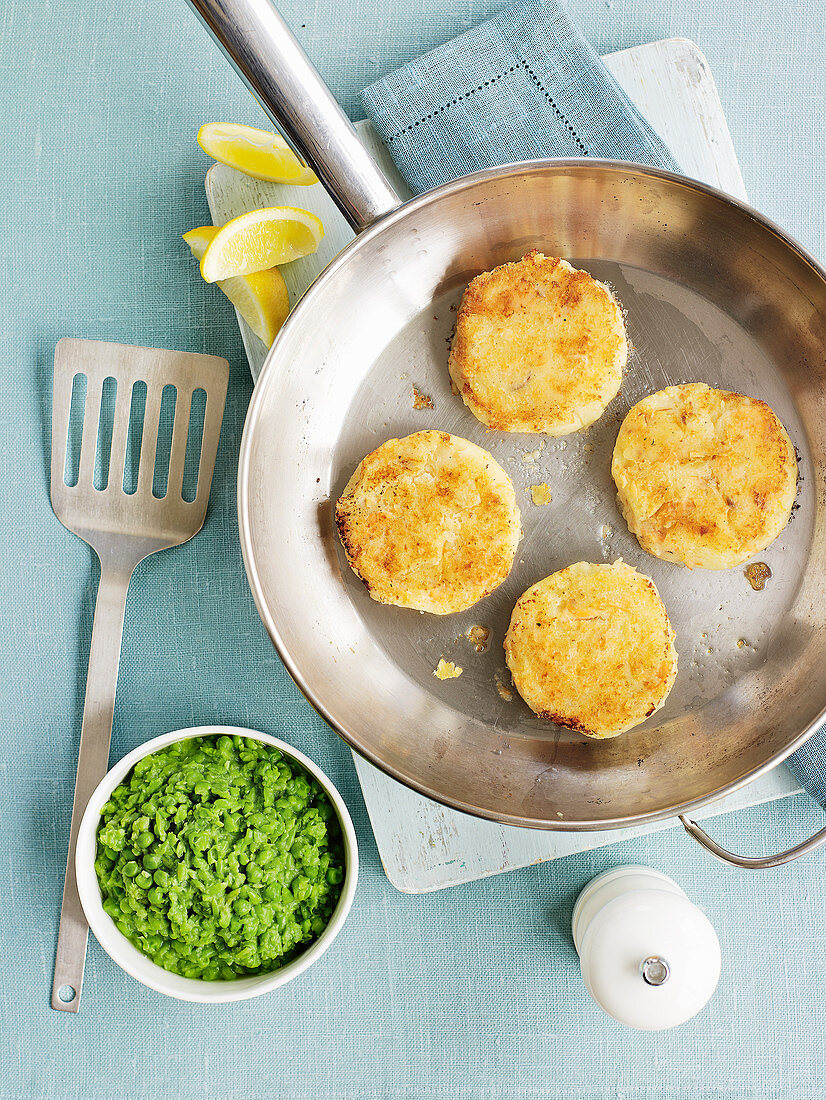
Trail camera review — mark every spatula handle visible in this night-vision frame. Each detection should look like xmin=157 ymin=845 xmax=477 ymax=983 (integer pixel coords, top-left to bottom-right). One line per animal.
xmin=51 ymin=561 xmax=133 ymax=1012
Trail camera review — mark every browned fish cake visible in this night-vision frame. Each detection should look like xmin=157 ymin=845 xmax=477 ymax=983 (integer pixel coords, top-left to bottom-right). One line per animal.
xmin=336 ymin=430 xmax=521 ymax=614
xmin=504 ymin=561 xmax=677 ymax=739
xmin=612 ymin=383 xmax=797 ymax=569
xmin=448 ymin=250 xmax=627 ymax=434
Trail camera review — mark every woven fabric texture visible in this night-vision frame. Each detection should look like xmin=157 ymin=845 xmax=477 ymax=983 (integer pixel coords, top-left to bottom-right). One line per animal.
xmin=2 ymin=0 xmax=825 ymax=1096
xmin=361 ymin=0 xmax=680 ymax=193
xmin=787 ymin=738 xmax=826 ymax=808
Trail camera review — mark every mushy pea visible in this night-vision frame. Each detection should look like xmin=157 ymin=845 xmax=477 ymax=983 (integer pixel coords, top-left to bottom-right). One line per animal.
xmin=95 ymin=734 xmax=345 ymax=980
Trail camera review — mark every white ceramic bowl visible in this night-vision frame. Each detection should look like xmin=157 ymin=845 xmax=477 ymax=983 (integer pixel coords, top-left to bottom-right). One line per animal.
xmin=76 ymin=725 xmax=358 ymax=1003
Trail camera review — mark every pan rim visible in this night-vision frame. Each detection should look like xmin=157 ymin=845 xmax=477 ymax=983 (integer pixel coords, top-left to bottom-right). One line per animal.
xmin=237 ymin=156 xmax=826 ymax=830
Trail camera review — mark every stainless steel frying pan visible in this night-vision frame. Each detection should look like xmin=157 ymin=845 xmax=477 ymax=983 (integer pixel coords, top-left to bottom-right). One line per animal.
xmin=187 ymin=0 xmax=826 ymax=865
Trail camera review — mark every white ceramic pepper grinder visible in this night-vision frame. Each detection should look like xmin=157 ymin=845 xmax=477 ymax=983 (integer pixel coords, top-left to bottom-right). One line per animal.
xmin=572 ymin=865 xmax=721 ymax=1030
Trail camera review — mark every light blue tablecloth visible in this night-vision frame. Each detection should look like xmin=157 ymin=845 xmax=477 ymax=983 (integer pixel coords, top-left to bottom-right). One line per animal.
xmin=2 ymin=1 xmax=824 ymax=1097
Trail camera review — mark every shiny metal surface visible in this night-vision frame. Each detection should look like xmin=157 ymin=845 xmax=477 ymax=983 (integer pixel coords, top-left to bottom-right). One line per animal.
xmin=184 ymin=0 xmax=401 ymax=230
xmin=238 ymin=161 xmax=826 ymax=830
xmin=679 ymin=814 xmax=826 ymax=868
xmin=641 ymin=957 xmax=670 ymax=986
xmin=191 ymin=0 xmax=826 ymax=833
xmin=49 ymin=339 xmax=228 ymax=1010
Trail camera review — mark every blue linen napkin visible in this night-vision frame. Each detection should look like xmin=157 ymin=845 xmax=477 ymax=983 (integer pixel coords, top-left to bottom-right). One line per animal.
xmin=361 ymin=0 xmax=680 ymax=195
xmin=362 ymin=0 xmax=826 ymax=816
xmin=787 ymin=740 xmax=826 ymax=810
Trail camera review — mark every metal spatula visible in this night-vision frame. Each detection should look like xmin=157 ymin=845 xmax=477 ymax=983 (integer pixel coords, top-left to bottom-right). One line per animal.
xmin=49 ymin=338 xmax=229 ymax=1012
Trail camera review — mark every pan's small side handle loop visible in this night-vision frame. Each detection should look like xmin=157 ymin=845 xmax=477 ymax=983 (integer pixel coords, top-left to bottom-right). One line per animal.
xmin=184 ymin=0 xmax=402 ymax=232
xmin=679 ymin=814 xmax=826 ymax=869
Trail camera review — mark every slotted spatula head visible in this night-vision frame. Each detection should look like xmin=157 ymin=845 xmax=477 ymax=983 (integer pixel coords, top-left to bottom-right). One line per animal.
xmin=51 ymin=339 xmax=229 ymax=563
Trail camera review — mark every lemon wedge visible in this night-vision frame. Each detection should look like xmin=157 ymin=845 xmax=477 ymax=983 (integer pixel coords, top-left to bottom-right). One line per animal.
xmin=198 ymin=123 xmax=318 ymax=185
xmin=199 ymin=207 xmax=324 ymax=283
xmin=183 ymin=226 xmax=290 ymax=346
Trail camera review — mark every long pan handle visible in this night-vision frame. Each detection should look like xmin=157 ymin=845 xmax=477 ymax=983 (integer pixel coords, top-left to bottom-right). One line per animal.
xmin=51 ymin=561 xmax=132 ymax=1011
xmin=680 ymin=813 xmax=826 ymax=869
xmin=185 ymin=0 xmax=402 ymax=232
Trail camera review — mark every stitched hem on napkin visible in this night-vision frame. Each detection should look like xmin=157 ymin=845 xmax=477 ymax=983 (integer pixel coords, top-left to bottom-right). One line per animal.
xmin=361 ymin=0 xmax=681 ymax=195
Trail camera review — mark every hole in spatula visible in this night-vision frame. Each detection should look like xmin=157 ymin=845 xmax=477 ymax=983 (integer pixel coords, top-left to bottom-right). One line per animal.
xmin=63 ymin=373 xmax=87 ymax=487
xmin=182 ymin=387 xmax=206 ymax=502
xmin=57 ymin=985 xmax=76 ymax=1003
xmin=123 ymin=381 xmax=147 ymax=495
xmin=152 ymin=385 xmax=177 ymax=499
xmin=93 ymin=376 xmax=117 ymax=490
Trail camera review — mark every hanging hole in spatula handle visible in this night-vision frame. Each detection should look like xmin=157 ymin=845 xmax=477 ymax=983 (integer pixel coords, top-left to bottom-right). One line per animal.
xmin=51 ymin=561 xmax=134 ymax=1012
xmin=680 ymin=814 xmax=826 ymax=868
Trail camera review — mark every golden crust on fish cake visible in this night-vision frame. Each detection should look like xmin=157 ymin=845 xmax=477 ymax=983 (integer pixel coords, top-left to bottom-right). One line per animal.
xmin=504 ymin=561 xmax=677 ymax=739
xmin=336 ymin=430 xmax=521 ymax=614
xmin=448 ymin=250 xmax=627 ymax=435
xmin=612 ymin=382 xmax=797 ymax=570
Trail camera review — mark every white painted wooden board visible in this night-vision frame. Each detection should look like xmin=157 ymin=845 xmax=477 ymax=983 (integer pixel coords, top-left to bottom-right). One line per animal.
xmin=205 ymin=37 xmax=800 ymax=893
